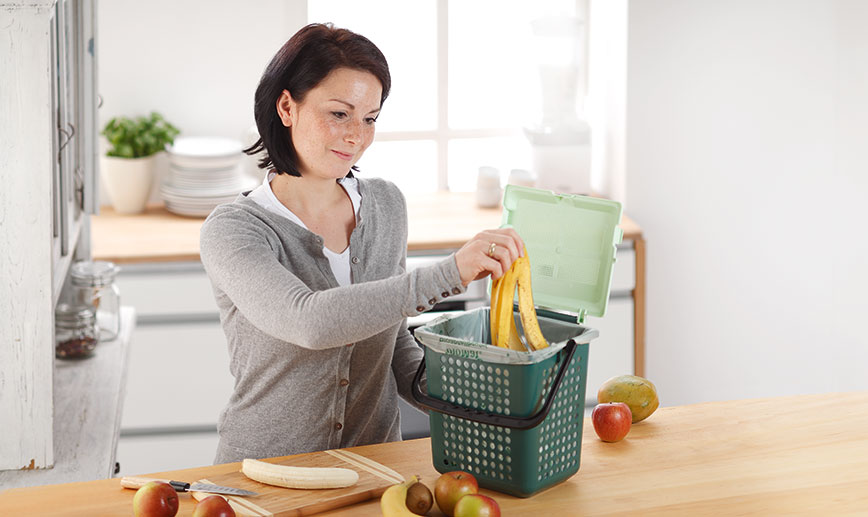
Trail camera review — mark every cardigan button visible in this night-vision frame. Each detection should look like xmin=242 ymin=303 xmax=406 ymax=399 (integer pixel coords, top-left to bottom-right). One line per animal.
xmin=334 ymin=422 xmax=343 ymax=431
xmin=351 ymin=256 xmax=360 ymax=264
xmin=339 ymin=379 xmax=349 ymax=387
xmin=416 ymin=305 xmax=426 ymax=313
xmin=428 ymin=298 xmax=437 ymax=306
xmin=451 ymin=287 xmax=461 ymax=295
xmin=441 ymin=291 xmax=449 ymax=298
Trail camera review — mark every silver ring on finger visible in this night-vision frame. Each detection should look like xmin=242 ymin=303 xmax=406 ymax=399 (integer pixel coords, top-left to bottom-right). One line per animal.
xmin=488 ymin=242 xmax=497 ymax=258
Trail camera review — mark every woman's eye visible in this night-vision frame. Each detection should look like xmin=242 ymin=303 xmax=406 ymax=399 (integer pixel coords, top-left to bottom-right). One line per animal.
xmin=365 ymin=117 xmax=378 ymax=125
xmin=331 ymin=111 xmax=348 ymax=119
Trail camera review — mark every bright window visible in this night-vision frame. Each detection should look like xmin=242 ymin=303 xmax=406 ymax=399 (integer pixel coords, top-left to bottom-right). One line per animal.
xmin=308 ymin=0 xmax=579 ymax=193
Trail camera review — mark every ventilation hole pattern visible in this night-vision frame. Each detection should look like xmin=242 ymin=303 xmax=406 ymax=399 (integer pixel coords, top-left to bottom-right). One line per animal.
xmin=435 ymin=351 xmax=584 ymax=487
xmin=536 ymin=362 xmax=582 ymax=481
xmin=440 ymin=415 xmax=515 ymax=482
xmin=439 ymin=356 xmax=512 ymax=415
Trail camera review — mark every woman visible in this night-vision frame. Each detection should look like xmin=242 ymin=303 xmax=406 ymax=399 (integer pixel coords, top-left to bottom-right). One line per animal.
xmin=200 ymin=23 xmax=524 ymax=463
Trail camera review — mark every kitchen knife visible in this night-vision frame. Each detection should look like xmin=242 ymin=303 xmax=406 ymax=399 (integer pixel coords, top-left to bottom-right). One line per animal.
xmin=121 ymin=476 xmax=258 ymax=497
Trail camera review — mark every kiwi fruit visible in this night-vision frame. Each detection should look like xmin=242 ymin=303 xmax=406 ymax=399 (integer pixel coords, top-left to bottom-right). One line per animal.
xmin=405 ymin=481 xmax=433 ymax=515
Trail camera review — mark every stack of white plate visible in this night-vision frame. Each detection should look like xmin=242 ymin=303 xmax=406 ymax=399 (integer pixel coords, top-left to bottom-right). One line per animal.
xmin=161 ymin=137 xmax=257 ymax=217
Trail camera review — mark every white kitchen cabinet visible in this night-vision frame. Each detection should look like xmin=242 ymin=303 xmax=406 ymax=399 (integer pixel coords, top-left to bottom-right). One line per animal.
xmin=116 ymin=433 xmax=221 ymax=478
xmin=583 ymin=298 xmax=635 ymax=403
xmin=1 ymin=0 xmax=98 ymax=472
xmin=116 ymin=264 xmax=222 ymax=320
xmin=582 ymin=246 xmax=636 ymax=403
xmin=120 ymin=322 xmax=233 ymax=430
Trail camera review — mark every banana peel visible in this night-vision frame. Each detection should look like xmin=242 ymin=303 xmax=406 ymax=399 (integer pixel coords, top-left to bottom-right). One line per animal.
xmin=489 ymin=275 xmax=500 ymax=346
xmin=495 ymin=266 xmax=518 ymax=350
xmin=516 ymin=255 xmax=549 ymax=351
xmin=489 ymin=248 xmax=549 ymax=351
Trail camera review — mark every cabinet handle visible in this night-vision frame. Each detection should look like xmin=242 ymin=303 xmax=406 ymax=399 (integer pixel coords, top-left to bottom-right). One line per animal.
xmin=58 ymin=122 xmax=75 ymax=153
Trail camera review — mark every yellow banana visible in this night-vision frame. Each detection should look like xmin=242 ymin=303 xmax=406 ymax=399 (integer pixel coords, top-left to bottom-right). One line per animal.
xmin=380 ymin=475 xmax=420 ymax=517
xmin=516 ymin=253 xmax=549 ymax=350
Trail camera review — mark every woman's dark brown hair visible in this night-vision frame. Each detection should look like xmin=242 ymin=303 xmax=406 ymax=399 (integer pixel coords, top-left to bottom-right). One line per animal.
xmin=244 ymin=23 xmax=391 ymax=176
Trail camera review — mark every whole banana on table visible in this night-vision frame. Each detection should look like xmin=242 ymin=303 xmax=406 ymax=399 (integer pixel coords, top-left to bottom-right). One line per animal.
xmin=380 ymin=476 xmax=422 ymax=517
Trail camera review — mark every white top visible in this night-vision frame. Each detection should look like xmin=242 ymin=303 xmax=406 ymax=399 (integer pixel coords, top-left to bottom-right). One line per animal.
xmin=247 ymin=172 xmax=361 ymax=287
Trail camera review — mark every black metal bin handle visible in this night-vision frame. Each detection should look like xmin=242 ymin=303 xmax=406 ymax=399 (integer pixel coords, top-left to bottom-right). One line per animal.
xmin=411 ymin=339 xmax=577 ymax=430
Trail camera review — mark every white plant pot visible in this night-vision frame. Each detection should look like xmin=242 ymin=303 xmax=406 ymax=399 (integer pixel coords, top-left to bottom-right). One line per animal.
xmin=100 ymin=154 xmax=156 ymax=214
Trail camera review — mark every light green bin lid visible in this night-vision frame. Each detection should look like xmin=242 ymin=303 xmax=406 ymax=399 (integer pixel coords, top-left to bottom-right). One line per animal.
xmin=499 ymin=185 xmax=623 ymax=323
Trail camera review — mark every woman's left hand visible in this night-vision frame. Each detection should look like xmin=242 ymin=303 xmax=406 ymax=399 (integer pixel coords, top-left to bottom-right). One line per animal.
xmin=454 ymin=228 xmax=525 ymax=286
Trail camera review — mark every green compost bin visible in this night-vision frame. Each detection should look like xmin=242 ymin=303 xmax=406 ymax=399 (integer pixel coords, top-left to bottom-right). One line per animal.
xmin=411 ymin=185 xmax=623 ymax=497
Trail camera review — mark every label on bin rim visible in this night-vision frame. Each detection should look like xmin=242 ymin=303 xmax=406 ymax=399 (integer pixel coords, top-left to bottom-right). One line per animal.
xmin=429 ymin=335 xmax=571 ymax=365
xmin=443 ymin=347 xmax=480 ymax=360
xmin=439 ymin=336 xmax=487 ymax=349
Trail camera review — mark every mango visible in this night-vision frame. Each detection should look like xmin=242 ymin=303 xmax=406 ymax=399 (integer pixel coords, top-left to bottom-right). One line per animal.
xmin=597 ymin=375 xmax=659 ymax=423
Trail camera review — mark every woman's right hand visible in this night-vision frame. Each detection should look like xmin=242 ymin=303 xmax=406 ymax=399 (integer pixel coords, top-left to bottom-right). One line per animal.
xmin=454 ymin=228 xmax=525 ymax=286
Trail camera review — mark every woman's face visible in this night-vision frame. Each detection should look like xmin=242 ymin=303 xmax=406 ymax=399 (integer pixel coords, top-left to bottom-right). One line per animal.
xmin=280 ymin=68 xmax=382 ymax=180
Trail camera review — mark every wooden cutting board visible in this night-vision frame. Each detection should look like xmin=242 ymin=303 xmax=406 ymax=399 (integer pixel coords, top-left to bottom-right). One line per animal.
xmin=190 ymin=448 xmax=404 ymax=517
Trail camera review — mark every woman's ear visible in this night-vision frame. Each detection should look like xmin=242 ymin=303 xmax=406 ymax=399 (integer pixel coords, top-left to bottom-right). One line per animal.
xmin=276 ymin=90 xmax=294 ymax=127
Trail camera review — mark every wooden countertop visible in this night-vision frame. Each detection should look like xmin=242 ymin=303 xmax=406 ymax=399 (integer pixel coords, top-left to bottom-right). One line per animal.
xmin=3 ymin=392 xmax=867 ymax=515
xmin=91 ymin=192 xmax=642 ymax=264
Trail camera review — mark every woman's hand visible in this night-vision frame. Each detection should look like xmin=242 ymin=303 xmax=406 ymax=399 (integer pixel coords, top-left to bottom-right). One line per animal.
xmin=454 ymin=228 xmax=525 ymax=286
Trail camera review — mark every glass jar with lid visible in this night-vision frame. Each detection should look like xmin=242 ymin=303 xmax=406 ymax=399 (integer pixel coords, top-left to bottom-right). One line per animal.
xmin=55 ymin=303 xmax=98 ymax=359
xmin=70 ymin=260 xmax=121 ymax=342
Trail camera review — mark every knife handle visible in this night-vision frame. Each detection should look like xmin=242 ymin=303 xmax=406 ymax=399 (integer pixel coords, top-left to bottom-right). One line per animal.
xmin=120 ymin=477 xmax=190 ymax=492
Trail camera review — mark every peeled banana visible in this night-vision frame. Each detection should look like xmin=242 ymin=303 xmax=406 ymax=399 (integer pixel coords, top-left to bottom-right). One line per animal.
xmin=241 ymin=458 xmax=358 ymax=489
xmin=380 ymin=475 xmax=421 ymax=517
xmin=489 ymin=248 xmax=548 ymax=351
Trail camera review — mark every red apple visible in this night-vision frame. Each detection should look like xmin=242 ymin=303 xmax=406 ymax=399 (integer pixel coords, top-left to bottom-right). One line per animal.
xmin=453 ymin=494 xmax=501 ymax=517
xmin=132 ymin=481 xmax=179 ymax=517
xmin=434 ymin=471 xmax=479 ymax=517
xmin=592 ymin=402 xmax=632 ymax=442
xmin=192 ymin=495 xmax=236 ymax=517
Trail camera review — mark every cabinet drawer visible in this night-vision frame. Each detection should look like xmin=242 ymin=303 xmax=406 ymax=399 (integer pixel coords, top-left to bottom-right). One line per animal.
xmin=583 ymin=298 xmax=634 ymax=402
xmin=116 ymin=432 xmax=220 ymax=477
xmin=121 ymin=322 xmax=233 ymax=429
xmin=116 ymin=264 xmax=218 ymax=318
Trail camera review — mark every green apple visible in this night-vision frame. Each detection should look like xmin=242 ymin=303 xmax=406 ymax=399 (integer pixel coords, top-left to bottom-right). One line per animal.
xmin=454 ymin=494 xmax=501 ymax=517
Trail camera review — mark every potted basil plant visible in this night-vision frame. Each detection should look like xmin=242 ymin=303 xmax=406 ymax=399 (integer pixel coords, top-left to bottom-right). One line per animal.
xmin=100 ymin=112 xmax=180 ymax=214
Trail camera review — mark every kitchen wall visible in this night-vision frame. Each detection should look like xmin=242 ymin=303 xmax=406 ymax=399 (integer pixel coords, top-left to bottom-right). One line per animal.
xmin=97 ymin=0 xmax=307 ymax=203
xmin=626 ymin=0 xmax=868 ymax=405
xmin=98 ymin=0 xmax=868 ymax=408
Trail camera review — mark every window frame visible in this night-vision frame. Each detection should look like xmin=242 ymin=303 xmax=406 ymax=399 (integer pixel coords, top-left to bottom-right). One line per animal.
xmin=308 ymin=0 xmax=588 ymax=192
